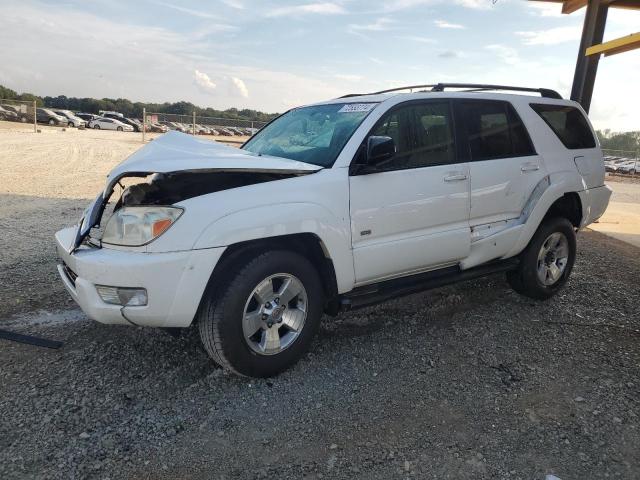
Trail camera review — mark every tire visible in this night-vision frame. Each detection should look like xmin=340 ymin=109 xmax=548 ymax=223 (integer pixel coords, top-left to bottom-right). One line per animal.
xmin=48 ymin=118 xmax=55 ymax=125
xmin=94 ymin=124 xmax=100 ymax=129
xmin=117 ymin=126 xmax=123 ymax=131
xmin=20 ymin=116 xmax=27 ymax=123
xmin=68 ymin=122 xmax=74 ymax=128
xmin=507 ymin=217 xmax=576 ymax=300
xmin=198 ymin=250 xmax=324 ymax=377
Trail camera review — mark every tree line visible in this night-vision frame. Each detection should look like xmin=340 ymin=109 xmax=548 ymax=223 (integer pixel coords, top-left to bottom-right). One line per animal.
xmin=597 ymin=130 xmax=640 ymax=154
xmin=0 ymin=84 xmax=279 ymax=122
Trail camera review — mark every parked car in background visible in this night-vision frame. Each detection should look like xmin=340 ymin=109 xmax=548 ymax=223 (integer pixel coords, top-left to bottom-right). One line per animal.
xmin=616 ymin=161 xmax=639 ymax=175
xmin=218 ymin=127 xmax=234 ymax=136
xmin=54 ymin=109 xmax=86 ymax=128
xmin=36 ymin=108 xmax=66 ymax=126
xmin=103 ymin=113 xmax=141 ymax=132
xmin=76 ymin=113 xmax=100 ymax=124
xmin=606 ymin=158 xmax=632 ymax=173
xmin=0 ymin=105 xmax=19 ymax=121
xmin=146 ymin=122 xmax=169 ymax=133
xmin=89 ymin=117 xmax=134 ymax=131
xmin=1 ymin=105 xmax=31 ymax=122
xmin=158 ymin=121 xmax=185 ymax=132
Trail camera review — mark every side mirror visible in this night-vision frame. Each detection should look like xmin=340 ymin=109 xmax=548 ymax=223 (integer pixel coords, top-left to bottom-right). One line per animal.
xmin=367 ymin=136 xmax=395 ymax=166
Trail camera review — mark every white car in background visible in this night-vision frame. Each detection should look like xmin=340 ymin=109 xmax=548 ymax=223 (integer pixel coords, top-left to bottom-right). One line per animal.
xmin=54 ymin=109 xmax=87 ymax=128
xmin=89 ymin=117 xmax=134 ymax=131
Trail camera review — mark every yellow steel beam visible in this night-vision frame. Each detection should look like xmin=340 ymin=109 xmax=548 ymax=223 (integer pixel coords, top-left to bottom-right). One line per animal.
xmin=586 ymin=32 xmax=640 ymax=56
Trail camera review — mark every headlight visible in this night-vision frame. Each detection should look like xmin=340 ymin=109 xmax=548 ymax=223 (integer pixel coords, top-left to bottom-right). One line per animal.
xmin=101 ymin=206 xmax=183 ymax=246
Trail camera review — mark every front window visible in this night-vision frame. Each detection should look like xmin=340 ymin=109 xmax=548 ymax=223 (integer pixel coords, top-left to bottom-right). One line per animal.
xmin=242 ymin=102 xmax=378 ymax=167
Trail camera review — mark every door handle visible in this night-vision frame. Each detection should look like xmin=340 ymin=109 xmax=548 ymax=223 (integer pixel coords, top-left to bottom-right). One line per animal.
xmin=443 ymin=174 xmax=468 ymax=182
xmin=521 ymin=163 xmax=540 ymax=172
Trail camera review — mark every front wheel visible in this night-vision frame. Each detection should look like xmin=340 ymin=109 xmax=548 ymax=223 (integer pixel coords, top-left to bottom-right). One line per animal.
xmin=198 ymin=250 xmax=324 ymax=377
xmin=93 ymin=124 xmax=100 ymax=129
xmin=117 ymin=126 xmax=123 ymax=131
xmin=507 ymin=217 xmax=576 ymax=300
xmin=68 ymin=121 xmax=74 ymax=127
xmin=48 ymin=118 xmax=55 ymax=125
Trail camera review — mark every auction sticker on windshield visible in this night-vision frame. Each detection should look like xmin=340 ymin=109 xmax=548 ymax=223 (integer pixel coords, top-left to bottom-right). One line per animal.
xmin=338 ymin=103 xmax=377 ymax=113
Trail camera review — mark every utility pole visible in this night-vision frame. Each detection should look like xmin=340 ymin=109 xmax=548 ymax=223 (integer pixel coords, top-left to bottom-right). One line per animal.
xmin=142 ymin=107 xmax=146 ymax=142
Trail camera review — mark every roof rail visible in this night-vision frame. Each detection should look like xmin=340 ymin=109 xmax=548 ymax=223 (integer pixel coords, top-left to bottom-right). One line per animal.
xmin=340 ymin=83 xmax=563 ymax=99
xmin=429 ymin=83 xmax=563 ymax=99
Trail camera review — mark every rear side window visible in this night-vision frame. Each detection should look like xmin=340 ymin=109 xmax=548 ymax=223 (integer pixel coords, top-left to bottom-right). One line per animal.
xmin=530 ymin=103 xmax=596 ymax=149
xmin=457 ymin=100 xmax=535 ymax=161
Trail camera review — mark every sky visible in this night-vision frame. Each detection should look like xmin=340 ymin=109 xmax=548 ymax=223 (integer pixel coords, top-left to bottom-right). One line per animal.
xmin=0 ymin=0 xmax=638 ymax=131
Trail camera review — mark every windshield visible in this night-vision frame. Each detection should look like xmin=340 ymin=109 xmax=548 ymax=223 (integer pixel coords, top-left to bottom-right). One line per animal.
xmin=242 ymin=102 xmax=378 ymax=167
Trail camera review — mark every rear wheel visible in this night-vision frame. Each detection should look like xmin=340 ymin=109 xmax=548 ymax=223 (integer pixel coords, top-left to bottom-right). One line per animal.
xmin=48 ymin=118 xmax=55 ymax=125
xmin=198 ymin=250 xmax=324 ymax=377
xmin=68 ymin=121 xmax=74 ymax=128
xmin=117 ymin=126 xmax=123 ymax=131
xmin=507 ymin=217 xmax=576 ymax=300
xmin=94 ymin=124 xmax=100 ymax=129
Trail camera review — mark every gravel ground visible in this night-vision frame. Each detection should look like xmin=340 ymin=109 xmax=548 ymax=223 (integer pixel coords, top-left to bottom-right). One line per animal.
xmin=1 ymin=125 xmax=639 ymax=479
xmin=1 ymin=231 xmax=639 ymax=480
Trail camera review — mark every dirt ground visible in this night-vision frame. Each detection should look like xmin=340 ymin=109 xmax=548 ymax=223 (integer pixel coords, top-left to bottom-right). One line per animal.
xmin=1 ymin=125 xmax=639 ymax=479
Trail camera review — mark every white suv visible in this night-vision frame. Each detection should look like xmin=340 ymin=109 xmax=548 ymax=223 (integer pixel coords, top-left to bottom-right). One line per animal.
xmin=55 ymin=83 xmax=611 ymax=377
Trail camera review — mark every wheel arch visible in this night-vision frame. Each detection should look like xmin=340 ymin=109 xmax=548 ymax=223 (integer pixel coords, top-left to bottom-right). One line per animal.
xmin=542 ymin=192 xmax=583 ymax=228
xmin=197 ymin=233 xmax=340 ymax=320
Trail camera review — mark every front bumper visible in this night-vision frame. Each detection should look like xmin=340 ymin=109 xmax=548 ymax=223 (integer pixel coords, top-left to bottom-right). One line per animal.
xmin=55 ymin=227 xmax=225 ymax=327
xmin=578 ymin=184 xmax=612 ymax=228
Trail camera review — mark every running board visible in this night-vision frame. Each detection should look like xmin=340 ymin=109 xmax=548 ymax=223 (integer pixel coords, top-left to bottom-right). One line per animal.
xmin=339 ymin=258 xmax=519 ymax=311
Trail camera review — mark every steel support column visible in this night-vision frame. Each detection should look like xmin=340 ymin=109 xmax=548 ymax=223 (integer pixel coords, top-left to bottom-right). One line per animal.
xmin=570 ymin=0 xmax=609 ymax=112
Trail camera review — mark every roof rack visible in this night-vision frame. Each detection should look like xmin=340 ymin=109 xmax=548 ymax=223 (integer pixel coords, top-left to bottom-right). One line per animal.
xmin=340 ymin=83 xmax=562 ymax=99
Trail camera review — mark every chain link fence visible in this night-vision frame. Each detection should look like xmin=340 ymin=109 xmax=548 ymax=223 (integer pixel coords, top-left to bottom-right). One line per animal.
xmin=603 ymin=148 xmax=640 ymax=178
xmin=144 ymin=111 xmax=267 ymax=141
xmin=0 ymin=99 xmax=37 ymax=131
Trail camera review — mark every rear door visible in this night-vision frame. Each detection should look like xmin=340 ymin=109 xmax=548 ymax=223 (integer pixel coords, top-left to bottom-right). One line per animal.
xmin=349 ymin=100 xmax=471 ymax=284
xmin=454 ymin=99 xmax=544 ymax=228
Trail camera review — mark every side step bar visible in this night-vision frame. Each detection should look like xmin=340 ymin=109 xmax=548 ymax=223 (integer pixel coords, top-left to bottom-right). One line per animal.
xmin=339 ymin=258 xmax=519 ymax=311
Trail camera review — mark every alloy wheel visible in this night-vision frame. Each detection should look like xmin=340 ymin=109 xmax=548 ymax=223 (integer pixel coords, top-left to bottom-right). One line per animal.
xmin=536 ymin=232 xmax=569 ymax=286
xmin=241 ymin=273 xmax=308 ymax=355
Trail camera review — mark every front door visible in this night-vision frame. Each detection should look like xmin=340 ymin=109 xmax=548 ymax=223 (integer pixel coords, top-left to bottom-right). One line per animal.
xmin=349 ymin=100 xmax=471 ymax=285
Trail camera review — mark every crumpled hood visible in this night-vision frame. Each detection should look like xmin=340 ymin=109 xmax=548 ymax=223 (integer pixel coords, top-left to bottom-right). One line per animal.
xmin=71 ymin=131 xmax=321 ymax=252
xmin=108 ymin=130 xmax=320 ymax=182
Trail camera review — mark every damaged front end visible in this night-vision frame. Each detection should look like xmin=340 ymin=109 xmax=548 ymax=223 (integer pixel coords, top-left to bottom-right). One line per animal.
xmin=71 ymin=131 xmax=321 ymax=252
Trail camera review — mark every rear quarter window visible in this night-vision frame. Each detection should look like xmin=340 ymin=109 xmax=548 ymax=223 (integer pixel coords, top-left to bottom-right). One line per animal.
xmin=530 ymin=103 xmax=596 ymax=149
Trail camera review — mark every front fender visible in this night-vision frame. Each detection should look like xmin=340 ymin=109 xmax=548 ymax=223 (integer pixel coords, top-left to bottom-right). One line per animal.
xmin=193 ymin=202 xmax=355 ymax=293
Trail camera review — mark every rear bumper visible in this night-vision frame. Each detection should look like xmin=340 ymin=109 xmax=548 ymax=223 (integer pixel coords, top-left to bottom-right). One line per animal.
xmin=578 ymin=184 xmax=612 ymax=228
xmin=55 ymin=227 xmax=225 ymax=327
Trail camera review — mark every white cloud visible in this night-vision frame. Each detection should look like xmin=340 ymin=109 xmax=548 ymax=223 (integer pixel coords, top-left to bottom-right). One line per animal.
xmin=194 ymin=70 xmax=217 ymax=93
xmin=526 ymin=2 xmax=564 ymax=17
xmin=221 ymin=0 xmax=245 ymax=9
xmin=152 ymin=1 xmax=219 ymax=19
xmin=455 ymin=0 xmax=494 ymax=9
xmin=334 ymin=74 xmax=363 ymax=82
xmin=348 ymin=18 xmax=393 ymax=33
xmin=267 ymin=2 xmax=346 ymax=17
xmin=485 ymin=44 xmax=520 ymax=65
xmin=435 ymin=19 xmax=465 ymax=29
xmin=231 ymin=76 xmax=249 ymax=98
xmin=381 ymin=0 xmax=499 ymax=12
xmin=399 ymin=35 xmax=437 ymax=44
xmin=516 ymin=26 xmax=582 ymax=46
